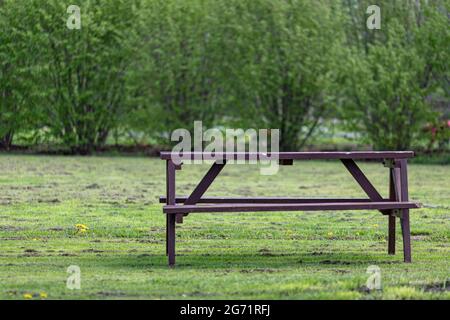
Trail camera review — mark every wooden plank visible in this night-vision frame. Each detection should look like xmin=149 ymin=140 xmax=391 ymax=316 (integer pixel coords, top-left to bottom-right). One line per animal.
xmin=167 ymin=214 xmax=176 ymax=266
xmin=159 ymin=196 xmax=392 ymax=204
xmin=341 ymin=159 xmax=384 ymax=200
xmin=184 ymin=162 xmax=226 ymax=205
xmin=165 ymin=160 xmax=176 ymax=264
xmin=341 ymin=159 xmax=390 ymax=215
xmin=160 ymin=151 xmax=415 ymax=161
xmin=163 ymin=201 xmax=421 ymax=214
xmin=399 ymin=159 xmax=412 ymax=263
xmin=388 ymin=167 xmax=398 ymax=255
xmin=166 ymin=160 xmax=176 ymax=205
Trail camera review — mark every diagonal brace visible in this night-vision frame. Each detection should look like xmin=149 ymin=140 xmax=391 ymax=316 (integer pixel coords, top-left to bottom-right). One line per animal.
xmin=177 ymin=161 xmax=227 ymax=222
xmin=185 ymin=161 xmax=226 ymax=204
xmin=341 ymin=159 xmax=389 ymax=215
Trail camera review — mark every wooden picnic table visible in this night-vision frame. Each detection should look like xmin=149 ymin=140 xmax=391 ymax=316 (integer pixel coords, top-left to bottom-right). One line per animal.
xmin=159 ymin=151 xmax=420 ymax=266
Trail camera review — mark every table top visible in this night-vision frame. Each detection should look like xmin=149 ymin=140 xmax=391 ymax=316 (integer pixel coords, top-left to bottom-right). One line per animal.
xmin=160 ymin=151 xmax=414 ymax=160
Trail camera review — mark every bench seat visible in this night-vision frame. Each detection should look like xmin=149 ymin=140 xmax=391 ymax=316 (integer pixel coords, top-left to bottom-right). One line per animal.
xmin=160 ymin=196 xmax=395 ymax=204
xmin=163 ymin=201 xmax=420 ymax=214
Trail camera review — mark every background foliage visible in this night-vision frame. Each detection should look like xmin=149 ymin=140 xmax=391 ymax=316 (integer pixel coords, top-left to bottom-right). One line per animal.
xmin=0 ymin=0 xmax=448 ymax=153
xmin=339 ymin=0 xmax=449 ymax=150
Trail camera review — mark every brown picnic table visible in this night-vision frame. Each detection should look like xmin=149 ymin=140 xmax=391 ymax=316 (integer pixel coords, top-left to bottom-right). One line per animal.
xmin=159 ymin=151 xmax=420 ymax=266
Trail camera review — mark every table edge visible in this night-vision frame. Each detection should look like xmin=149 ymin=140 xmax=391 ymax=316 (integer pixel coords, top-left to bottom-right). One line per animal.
xmin=159 ymin=151 xmax=415 ymax=160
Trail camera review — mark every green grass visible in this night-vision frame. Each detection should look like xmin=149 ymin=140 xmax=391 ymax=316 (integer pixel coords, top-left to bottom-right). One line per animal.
xmin=0 ymin=155 xmax=448 ymax=300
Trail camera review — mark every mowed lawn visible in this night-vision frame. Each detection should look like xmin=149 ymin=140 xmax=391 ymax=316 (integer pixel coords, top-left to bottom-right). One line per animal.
xmin=0 ymin=155 xmax=448 ymax=300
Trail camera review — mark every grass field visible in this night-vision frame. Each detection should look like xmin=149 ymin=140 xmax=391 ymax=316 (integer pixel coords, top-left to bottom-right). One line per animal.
xmin=0 ymin=155 xmax=448 ymax=300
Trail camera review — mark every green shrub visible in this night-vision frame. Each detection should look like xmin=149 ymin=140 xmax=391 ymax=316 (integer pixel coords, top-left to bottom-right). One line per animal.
xmin=127 ymin=0 xmax=227 ymax=144
xmin=217 ymin=0 xmax=342 ymax=151
xmin=339 ymin=0 xmax=449 ymax=150
xmin=0 ymin=1 xmax=42 ymax=149
xmin=4 ymin=0 xmax=142 ymax=153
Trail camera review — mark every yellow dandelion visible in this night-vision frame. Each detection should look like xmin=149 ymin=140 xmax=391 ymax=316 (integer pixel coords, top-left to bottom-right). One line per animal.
xmin=39 ymin=292 xmax=48 ymax=299
xmin=372 ymin=224 xmax=379 ymax=228
xmin=327 ymin=232 xmax=334 ymax=237
xmin=23 ymin=293 xmax=33 ymax=299
xmin=75 ymin=224 xmax=89 ymax=234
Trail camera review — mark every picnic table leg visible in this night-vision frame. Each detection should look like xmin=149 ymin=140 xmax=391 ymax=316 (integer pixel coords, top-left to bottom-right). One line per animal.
xmin=166 ymin=160 xmax=176 ymax=265
xmin=399 ymin=159 xmax=412 ymax=263
xmin=167 ymin=214 xmax=176 ymax=266
xmin=166 ymin=215 xmax=168 ymax=256
xmin=388 ymin=167 xmax=396 ymax=255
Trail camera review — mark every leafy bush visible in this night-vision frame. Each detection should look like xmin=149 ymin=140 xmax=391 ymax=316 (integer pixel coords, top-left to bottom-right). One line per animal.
xmin=4 ymin=0 xmax=142 ymax=153
xmin=1 ymin=0 xmax=448 ymax=153
xmin=339 ymin=0 xmax=449 ymax=150
xmin=217 ymin=0 xmax=341 ymax=151
xmin=129 ymin=0 xmax=226 ymax=143
xmin=0 ymin=1 xmax=42 ymax=149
